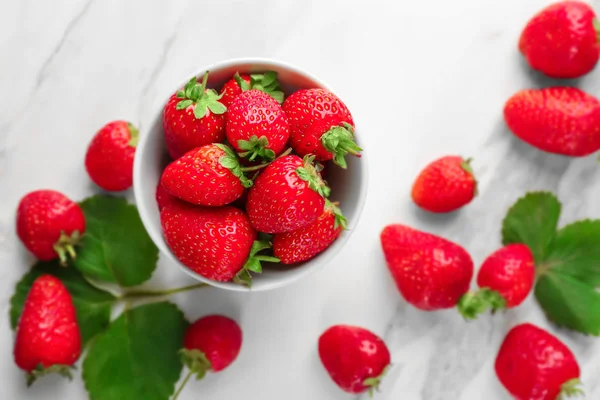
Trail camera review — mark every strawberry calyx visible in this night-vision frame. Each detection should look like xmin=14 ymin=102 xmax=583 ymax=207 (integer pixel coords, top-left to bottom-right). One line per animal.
xmin=460 ymin=157 xmax=478 ymax=196
xmin=457 ymin=288 xmax=507 ymax=320
xmin=234 ymin=71 xmax=284 ymax=104
xmin=325 ymin=200 xmax=347 ymax=230
xmin=233 ymin=240 xmax=280 ymax=288
xmin=321 ymin=122 xmax=362 ymax=169
xmin=594 ymin=19 xmax=600 ymax=43
xmin=363 ymin=364 xmax=390 ymax=397
xmin=179 ymin=348 xmax=212 ymax=380
xmin=296 ymin=155 xmax=331 ymax=198
xmin=237 ymin=135 xmax=276 ymax=162
xmin=53 ymin=230 xmax=81 ymax=266
xmin=215 ymin=144 xmax=253 ymax=189
xmin=26 ymin=363 xmax=75 ymax=387
xmin=176 ymin=71 xmax=227 ymax=119
xmin=559 ymin=378 xmax=584 ymax=399
xmin=127 ymin=122 xmax=139 ymax=147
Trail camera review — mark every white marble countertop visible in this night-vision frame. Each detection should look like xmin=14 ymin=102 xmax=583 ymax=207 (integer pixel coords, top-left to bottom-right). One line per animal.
xmin=3 ymin=0 xmax=600 ymax=399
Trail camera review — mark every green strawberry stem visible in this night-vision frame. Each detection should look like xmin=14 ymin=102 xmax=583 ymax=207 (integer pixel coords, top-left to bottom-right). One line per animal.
xmin=216 ymin=144 xmax=254 ymax=188
xmin=460 ymin=157 xmax=478 ymax=196
xmin=240 ymin=147 xmax=293 ymax=172
xmin=238 ymin=135 xmax=276 ymax=162
xmin=173 ymin=349 xmax=212 ymax=400
xmin=363 ymin=364 xmax=390 ymax=397
xmin=296 ymin=155 xmax=331 ymax=198
xmin=176 ymin=71 xmax=226 ymax=119
xmin=594 ymin=19 xmax=600 ymax=43
xmin=234 ymin=240 xmax=280 ymax=288
xmin=321 ymin=122 xmax=362 ymax=169
xmin=234 ymin=72 xmax=251 ymax=91
xmin=53 ymin=230 xmax=81 ymax=266
xmin=559 ymin=378 xmax=584 ymax=399
xmin=119 ymin=282 xmax=208 ymax=300
xmin=26 ymin=363 xmax=75 ymax=387
xmin=127 ymin=123 xmax=139 ymax=147
xmin=325 ymin=200 xmax=348 ymax=230
xmin=235 ymin=71 xmax=284 ymax=103
xmin=457 ymin=288 xmax=507 ymax=320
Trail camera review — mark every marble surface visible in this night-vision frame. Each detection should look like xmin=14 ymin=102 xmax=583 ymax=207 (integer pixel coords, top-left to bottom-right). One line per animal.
xmin=2 ymin=0 xmax=600 ymax=399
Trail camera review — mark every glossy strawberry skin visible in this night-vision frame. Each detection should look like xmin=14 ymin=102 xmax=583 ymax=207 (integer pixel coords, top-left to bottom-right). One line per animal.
xmin=519 ymin=1 xmax=600 ymax=79
xmin=163 ymin=93 xmax=226 ymax=160
xmin=246 ymin=155 xmax=325 ymax=234
xmin=495 ymin=323 xmax=580 ymax=400
xmin=156 ymin=180 xmax=178 ymax=211
xmin=219 ymin=74 xmax=250 ymax=107
xmin=504 ymin=87 xmax=600 ymax=156
xmin=477 ymin=244 xmax=535 ymax=307
xmin=283 ymin=88 xmax=354 ymax=161
xmin=184 ymin=315 xmax=243 ymax=372
xmin=380 ymin=224 xmax=474 ymax=310
xmin=273 ymin=206 xmax=341 ymax=264
xmin=318 ymin=325 xmax=391 ymax=394
xmin=16 ymin=190 xmax=86 ymax=261
xmin=411 ymin=156 xmax=476 ymax=213
xmin=14 ymin=275 xmax=81 ymax=372
xmin=160 ymin=202 xmax=256 ymax=281
xmin=160 ymin=144 xmax=244 ymax=206
xmin=226 ymin=90 xmax=290 ymax=155
xmin=85 ymin=120 xmax=137 ymax=191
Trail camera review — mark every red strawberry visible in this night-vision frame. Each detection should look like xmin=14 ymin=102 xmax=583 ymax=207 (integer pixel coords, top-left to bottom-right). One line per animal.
xmin=380 ymin=224 xmax=474 ymax=310
xmin=85 ymin=120 xmax=137 ymax=191
xmin=519 ymin=1 xmax=600 ymax=79
xmin=226 ymin=90 xmax=290 ymax=161
xmin=273 ymin=200 xmax=345 ymax=264
xmin=14 ymin=275 xmax=81 ymax=386
xmin=175 ymin=315 xmax=243 ymax=399
xmin=160 ymin=202 xmax=278 ymax=286
xmin=16 ymin=190 xmax=86 ymax=264
xmin=318 ymin=325 xmax=391 ymax=395
xmin=156 ymin=180 xmax=178 ymax=211
xmin=246 ymin=155 xmax=330 ymax=234
xmin=458 ymin=244 xmax=535 ymax=319
xmin=160 ymin=144 xmax=251 ymax=206
xmin=219 ymin=71 xmax=284 ymax=107
xmin=163 ymin=72 xmax=227 ymax=159
xmin=504 ymin=87 xmax=600 ymax=156
xmin=411 ymin=156 xmax=477 ymax=213
xmin=283 ymin=88 xmax=361 ymax=168
xmin=495 ymin=323 xmax=582 ymax=400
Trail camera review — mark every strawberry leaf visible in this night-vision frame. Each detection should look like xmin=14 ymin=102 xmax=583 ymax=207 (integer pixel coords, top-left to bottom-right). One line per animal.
xmin=82 ymin=302 xmax=188 ymax=400
xmin=501 ymin=192 xmax=561 ymax=263
xmin=75 ymin=195 xmax=158 ymax=287
xmin=10 ymin=260 xmax=116 ymax=346
xmin=535 ymin=271 xmax=600 ymax=335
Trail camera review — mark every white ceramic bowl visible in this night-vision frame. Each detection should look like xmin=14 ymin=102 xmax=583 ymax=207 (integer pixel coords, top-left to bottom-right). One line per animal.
xmin=133 ymin=58 xmax=368 ymax=292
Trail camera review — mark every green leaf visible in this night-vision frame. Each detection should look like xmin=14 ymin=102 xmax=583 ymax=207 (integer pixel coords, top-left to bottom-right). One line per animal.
xmin=83 ymin=302 xmax=188 ymax=400
xmin=501 ymin=192 xmax=561 ymax=263
xmin=176 ymin=99 xmax=193 ymax=110
xmin=10 ymin=260 xmax=116 ymax=345
xmin=75 ymin=195 xmax=158 ymax=287
xmin=542 ymin=220 xmax=600 ymax=286
xmin=535 ymin=271 xmax=600 ymax=335
xmin=261 ymin=71 xmax=277 ymax=87
xmin=193 ymin=103 xmax=208 ymax=119
xmin=269 ymin=91 xmax=285 ymax=104
xmin=207 ymin=101 xmax=226 ymax=115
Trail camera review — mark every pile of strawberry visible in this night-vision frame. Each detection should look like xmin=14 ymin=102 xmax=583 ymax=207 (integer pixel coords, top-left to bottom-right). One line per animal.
xmin=157 ymin=71 xmax=360 ymax=287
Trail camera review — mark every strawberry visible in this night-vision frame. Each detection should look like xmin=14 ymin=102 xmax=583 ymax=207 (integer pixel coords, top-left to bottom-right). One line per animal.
xmin=504 ymin=87 xmax=600 ymax=156
xmin=246 ymin=155 xmax=330 ymax=234
xmin=380 ymin=224 xmax=474 ymax=310
xmin=163 ymin=72 xmax=227 ymax=159
xmin=273 ymin=200 xmax=345 ymax=264
xmin=14 ymin=275 xmax=81 ymax=386
xmin=411 ymin=156 xmax=477 ymax=213
xmin=156 ymin=180 xmax=178 ymax=211
xmin=519 ymin=1 xmax=600 ymax=79
xmin=160 ymin=144 xmax=251 ymax=206
xmin=318 ymin=325 xmax=391 ymax=395
xmin=174 ymin=315 xmax=243 ymax=400
xmin=495 ymin=323 xmax=582 ymax=400
xmin=219 ymin=71 xmax=284 ymax=107
xmin=226 ymin=90 xmax=290 ymax=161
xmin=458 ymin=244 xmax=535 ymax=319
xmin=160 ymin=201 xmax=278 ymax=286
xmin=283 ymin=88 xmax=361 ymax=168
xmin=84 ymin=120 xmax=137 ymax=191
xmin=16 ymin=190 xmax=86 ymax=264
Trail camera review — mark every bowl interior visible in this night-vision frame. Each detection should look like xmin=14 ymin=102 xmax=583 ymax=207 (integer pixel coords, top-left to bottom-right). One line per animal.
xmin=134 ymin=59 xmax=368 ymax=292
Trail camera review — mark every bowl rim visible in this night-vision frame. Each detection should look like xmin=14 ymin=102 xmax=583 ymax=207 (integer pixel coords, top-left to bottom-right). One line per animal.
xmin=133 ymin=57 xmax=369 ymax=292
